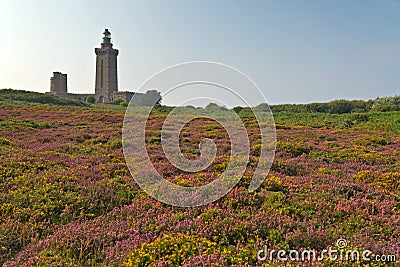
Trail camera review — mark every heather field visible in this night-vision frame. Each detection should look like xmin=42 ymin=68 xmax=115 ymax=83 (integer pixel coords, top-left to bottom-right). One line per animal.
xmin=1 ymin=99 xmax=400 ymax=266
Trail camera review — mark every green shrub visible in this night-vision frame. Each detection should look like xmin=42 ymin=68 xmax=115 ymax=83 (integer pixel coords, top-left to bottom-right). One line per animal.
xmin=0 ymin=119 xmax=52 ymax=131
xmin=373 ymin=95 xmax=400 ymax=107
xmin=371 ymin=103 xmax=399 ymax=112
xmin=271 ymin=99 xmax=371 ymax=114
xmin=112 ymin=99 xmax=123 ymax=105
xmin=276 ymin=141 xmax=312 ymax=157
xmin=86 ymin=96 xmax=95 ymax=103
xmin=0 ymin=137 xmax=15 ymax=146
xmin=105 ymin=138 xmax=122 ymax=149
xmin=348 ymin=113 xmax=369 ymax=123
xmin=328 ymin=100 xmax=354 ymax=114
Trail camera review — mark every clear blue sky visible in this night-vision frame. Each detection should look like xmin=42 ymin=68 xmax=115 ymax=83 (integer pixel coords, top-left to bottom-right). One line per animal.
xmin=1 ymin=0 xmax=399 ymax=106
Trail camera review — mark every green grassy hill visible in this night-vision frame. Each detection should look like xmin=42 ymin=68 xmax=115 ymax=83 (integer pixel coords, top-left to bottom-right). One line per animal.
xmin=0 ymin=89 xmax=87 ymax=107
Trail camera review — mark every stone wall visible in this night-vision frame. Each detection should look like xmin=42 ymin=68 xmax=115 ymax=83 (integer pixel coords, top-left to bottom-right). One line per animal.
xmin=111 ymin=91 xmax=144 ymax=104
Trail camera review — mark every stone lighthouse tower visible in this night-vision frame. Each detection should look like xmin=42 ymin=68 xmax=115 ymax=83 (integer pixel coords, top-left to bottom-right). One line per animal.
xmin=95 ymin=29 xmax=119 ymax=103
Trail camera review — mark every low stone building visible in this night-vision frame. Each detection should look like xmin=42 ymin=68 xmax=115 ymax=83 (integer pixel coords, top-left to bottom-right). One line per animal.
xmin=50 ymin=72 xmax=67 ymax=94
xmin=49 ymin=72 xmax=94 ymax=102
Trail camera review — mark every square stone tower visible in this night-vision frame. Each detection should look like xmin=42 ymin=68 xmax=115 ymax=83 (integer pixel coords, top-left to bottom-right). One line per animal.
xmin=95 ymin=29 xmax=119 ymax=103
xmin=50 ymin=72 xmax=67 ymax=94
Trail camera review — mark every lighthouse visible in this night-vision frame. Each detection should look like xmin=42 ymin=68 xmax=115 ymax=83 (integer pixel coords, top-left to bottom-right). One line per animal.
xmin=94 ymin=29 xmax=119 ymax=103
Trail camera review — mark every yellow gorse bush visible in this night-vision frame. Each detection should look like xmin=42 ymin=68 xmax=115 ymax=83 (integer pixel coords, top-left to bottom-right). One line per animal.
xmin=122 ymin=233 xmax=258 ymax=266
xmin=122 ymin=234 xmax=218 ymax=267
xmin=353 ymin=170 xmax=400 ymax=191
